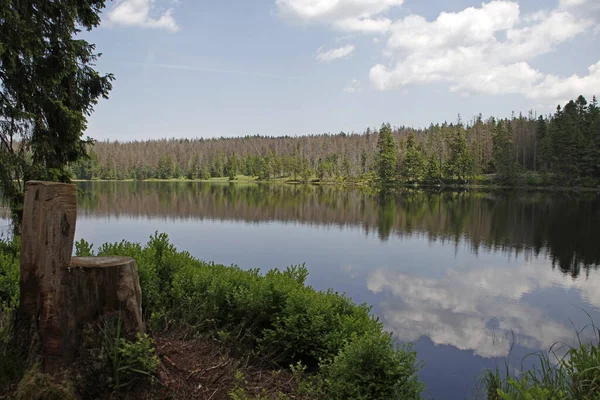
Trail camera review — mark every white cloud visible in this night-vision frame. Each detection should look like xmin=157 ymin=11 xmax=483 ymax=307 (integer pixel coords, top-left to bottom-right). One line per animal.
xmin=108 ymin=0 xmax=180 ymax=32
xmin=367 ymin=260 xmax=600 ymax=358
xmin=528 ymin=61 xmax=600 ymax=103
xmin=276 ymin=0 xmax=403 ymax=33
xmin=368 ymin=1 xmax=596 ymax=104
xmin=560 ymin=0 xmax=600 ymax=29
xmin=343 ymin=79 xmax=361 ymax=92
xmin=386 ymin=2 xmax=520 ymax=52
xmin=280 ymin=0 xmax=598 ymax=104
xmin=316 ymin=44 xmax=355 ymax=62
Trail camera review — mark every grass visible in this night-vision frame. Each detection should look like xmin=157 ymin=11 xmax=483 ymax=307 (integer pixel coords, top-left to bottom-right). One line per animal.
xmin=481 ymin=321 xmax=600 ymax=400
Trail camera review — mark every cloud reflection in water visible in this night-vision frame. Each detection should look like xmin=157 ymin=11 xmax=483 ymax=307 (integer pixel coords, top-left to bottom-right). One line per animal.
xmin=368 ymin=260 xmax=600 ymax=358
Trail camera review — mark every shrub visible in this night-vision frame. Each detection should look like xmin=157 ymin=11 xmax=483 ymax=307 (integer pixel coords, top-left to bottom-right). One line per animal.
xmin=259 ymin=287 xmax=380 ymax=367
xmin=0 ymin=236 xmax=19 ymax=311
xmin=321 ymin=333 xmax=423 ymax=400
xmin=100 ymin=316 xmax=159 ymax=389
xmin=92 ymin=233 xmax=425 ymax=398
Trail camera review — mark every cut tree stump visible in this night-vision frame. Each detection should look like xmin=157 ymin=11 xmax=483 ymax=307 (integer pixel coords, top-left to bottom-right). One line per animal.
xmin=18 ymin=181 xmax=144 ymax=373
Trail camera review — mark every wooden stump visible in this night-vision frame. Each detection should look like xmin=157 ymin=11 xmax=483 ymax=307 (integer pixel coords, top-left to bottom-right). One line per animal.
xmin=18 ymin=181 xmax=144 ymax=373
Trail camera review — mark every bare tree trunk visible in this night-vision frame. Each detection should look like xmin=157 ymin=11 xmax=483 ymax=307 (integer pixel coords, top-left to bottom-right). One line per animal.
xmin=17 ymin=181 xmax=143 ymax=373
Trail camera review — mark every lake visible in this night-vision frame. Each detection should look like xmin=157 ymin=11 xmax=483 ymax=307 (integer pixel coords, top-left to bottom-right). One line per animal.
xmin=5 ymin=181 xmax=600 ymax=399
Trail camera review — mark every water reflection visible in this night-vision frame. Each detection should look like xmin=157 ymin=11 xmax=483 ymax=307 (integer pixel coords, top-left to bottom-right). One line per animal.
xmin=368 ymin=259 xmax=600 ymax=359
xmin=78 ymin=181 xmax=600 ymax=277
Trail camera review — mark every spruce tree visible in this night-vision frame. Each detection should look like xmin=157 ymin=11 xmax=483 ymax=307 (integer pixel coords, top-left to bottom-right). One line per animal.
xmin=588 ymin=96 xmax=600 ymax=178
xmin=492 ymin=120 xmax=520 ymax=185
xmin=0 ymin=0 xmax=114 ymax=227
xmin=376 ymin=124 xmax=397 ymax=187
xmin=401 ymin=132 xmax=425 ymax=182
xmin=424 ymin=153 xmax=441 ymax=183
xmin=445 ymin=129 xmax=474 ymax=182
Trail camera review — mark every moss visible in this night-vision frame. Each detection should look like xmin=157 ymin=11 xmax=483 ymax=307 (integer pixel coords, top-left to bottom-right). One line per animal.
xmin=16 ymin=364 xmax=75 ymax=400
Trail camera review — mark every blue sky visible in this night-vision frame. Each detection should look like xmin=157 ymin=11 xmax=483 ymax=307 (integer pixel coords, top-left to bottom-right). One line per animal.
xmin=85 ymin=0 xmax=600 ymax=141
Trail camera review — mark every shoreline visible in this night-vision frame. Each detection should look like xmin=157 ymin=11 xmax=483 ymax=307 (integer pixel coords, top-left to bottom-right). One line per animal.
xmin=72 ymin=177 xmax=600 ymax=193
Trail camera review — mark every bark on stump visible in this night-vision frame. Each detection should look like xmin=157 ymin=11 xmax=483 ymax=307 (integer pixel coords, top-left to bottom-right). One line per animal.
xmin=18 ymin=181 xmax=144 ymax=373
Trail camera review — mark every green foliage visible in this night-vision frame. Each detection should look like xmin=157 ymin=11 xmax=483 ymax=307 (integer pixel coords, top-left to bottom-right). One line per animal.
xmin=482 ymin=327 xmax=600 ymax=400
xmin=401 ymin=133 xmax=426 ymax=182
xmin=157 ymin=155 xmax=175 ymax=179
xmin=376 ymin=124 xmax=397 ymax=187
xmin=16 ymin=364 xmax=75 ymax=400
xmin=74 ymin=238 xmax=94 ymax=257
xmin=90 ymin=233 xmax=424 ymax=397
xmin=226 ymin=154 xmax=239 ymax=181
xmin=564 ymin=340 xmax=600 ymax=398
xmin=498 ymin=378 xmax=568 ymax=400
xmin=0 ymin=236 xmax=19 ymax=311
xmin=321 ymin=333 xmax=423 ymax=400
xmin=0 ymin=236 xmax=23 ymax=387
xmin=445 ymin=128 xmax=474 ymax=182
xmin=493 ymin=120 xmax=521 ymax=185
xmin=100 ymin=316 xmax=159 ymax=389
xmin=424 ymin=153 xmax=442 ymax=183
xmin=0 ymin=0 xmax=114 ymax=228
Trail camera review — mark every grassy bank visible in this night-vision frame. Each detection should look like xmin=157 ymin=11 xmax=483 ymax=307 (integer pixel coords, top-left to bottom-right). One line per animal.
xmin=481 ymin=330 xmax=600 ymax=400
xmin=0 ymin=234 xmax=423 ymax=399
xmin=72 ymin=172 xmax=600 ymax=192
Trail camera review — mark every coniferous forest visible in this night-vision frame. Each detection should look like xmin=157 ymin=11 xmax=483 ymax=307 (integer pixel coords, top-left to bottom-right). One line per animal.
xmin=73 ymin=95 xmax=600 ymax=187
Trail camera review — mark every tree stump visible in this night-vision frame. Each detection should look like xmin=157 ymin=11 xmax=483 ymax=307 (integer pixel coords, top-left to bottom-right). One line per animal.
xmin=18 ymin=181 xmax=144 ymax=373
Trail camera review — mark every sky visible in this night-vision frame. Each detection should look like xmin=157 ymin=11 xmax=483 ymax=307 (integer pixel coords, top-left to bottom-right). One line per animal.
xmin=85 ymin=0 xmax=600 ymax=141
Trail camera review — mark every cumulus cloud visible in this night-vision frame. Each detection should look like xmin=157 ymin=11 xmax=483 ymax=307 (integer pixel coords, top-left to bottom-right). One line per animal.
xmin=108 ymin=0 xmax=180 ymax=32
xmin=343 ymin=79 xmax=361 ymax=92
xmin=279 ymin=0 xmax=598 ymax=104
xmin=316 ymin=45 xmax=355 ymax=62
xmin=369 ymin=1 xmax=596 ymax=104
xmin=367 ymin=261 xmax=600 ymax=358
xmin=276 ymin=0 xmax=403 ymax=33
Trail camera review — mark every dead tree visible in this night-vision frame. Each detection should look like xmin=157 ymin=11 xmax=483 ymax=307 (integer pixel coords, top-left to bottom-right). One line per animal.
xmin=18 ymin=181 xmax=144 ymax=372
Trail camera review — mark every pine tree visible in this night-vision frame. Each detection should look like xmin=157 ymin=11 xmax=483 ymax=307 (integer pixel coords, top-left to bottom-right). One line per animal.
xmin=376 ymin=124 xmax=397 ymax=187
xmin=589 ymin=96 xmax=600 ymax=178
xmin=199 ymin=164 xmax=211 ymax=180
xmin=493 ymin=120 xmax=520 ymax=185
xmin=0 ymin=0 xmax=114 ymax=227
xmin=360 ymin=149 xmax=368 ymax=174
xmin=157 ymin=155 xmax=174 ymax=179
xmin=445 ymin=128 xmax=474 ymax=182
xmin=424 ymin=153 xmax=441 ymax=183
xmin=401 ymin=132 xmax=425 ymax=182
xmin=550 ymin=102 xmax=581 ymax=180
xmin=342 ymin=154 xmax=352 ymax=178
xmin=226 ymin=154 xmax=238 ymax=181
xmin=536 ymin=116 xmax=551 ymax=171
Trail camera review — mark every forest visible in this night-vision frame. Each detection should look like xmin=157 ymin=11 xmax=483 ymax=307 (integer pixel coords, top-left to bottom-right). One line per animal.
xmin=72 ymin=95 xmax=600 ymax=187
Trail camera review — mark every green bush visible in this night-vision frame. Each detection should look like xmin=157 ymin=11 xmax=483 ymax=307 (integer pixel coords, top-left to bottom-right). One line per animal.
xmin=100 ymin=316 xmax=159 ymax=389
xmin=0 ymin=236 xmax=19 ymax=311
xmin=321 ymin=333 xmax=423 ymax=400
xmin=87 ymin=232 xmax=424 ymax=398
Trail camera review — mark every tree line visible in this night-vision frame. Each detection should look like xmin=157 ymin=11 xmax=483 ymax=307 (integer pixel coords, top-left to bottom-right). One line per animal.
xmin=73 ymin=95 xmax=600 ymax=187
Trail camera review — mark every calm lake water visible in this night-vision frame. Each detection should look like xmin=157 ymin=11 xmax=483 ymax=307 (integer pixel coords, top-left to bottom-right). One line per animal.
xmin=5 ymin=181 xmax=600 ymax=399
